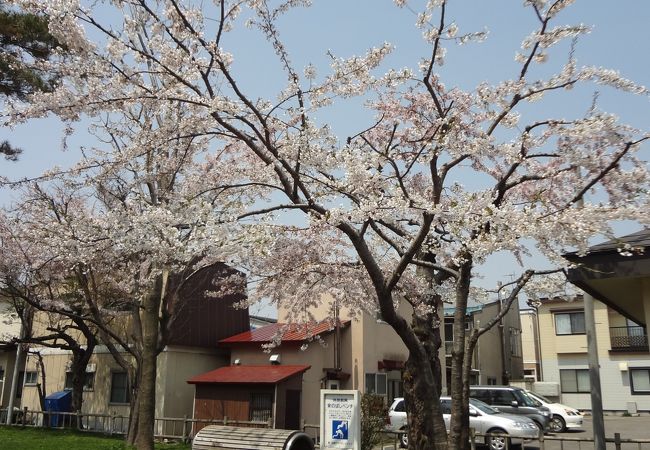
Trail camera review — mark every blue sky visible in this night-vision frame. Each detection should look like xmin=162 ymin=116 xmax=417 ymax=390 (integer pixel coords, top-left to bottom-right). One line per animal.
xmin=1 ymin=0 xmax=648 ymax=316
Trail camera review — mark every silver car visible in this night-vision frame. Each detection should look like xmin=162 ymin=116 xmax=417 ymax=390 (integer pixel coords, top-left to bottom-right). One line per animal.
xmin=387 ymin=396 xmax=540 ymax=450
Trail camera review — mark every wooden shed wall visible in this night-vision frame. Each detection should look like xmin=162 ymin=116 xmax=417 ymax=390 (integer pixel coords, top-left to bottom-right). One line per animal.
xmin=193 ymin=384 xmax=274 ymax=434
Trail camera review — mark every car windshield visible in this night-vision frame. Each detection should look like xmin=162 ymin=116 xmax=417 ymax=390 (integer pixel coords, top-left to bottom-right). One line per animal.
xmin=527 ymin=391 xmax=551 ymax=404
xmin=469 ymin=398 xmax=499 ymax=415
xmin=513 ymin=390 xmax=542 ymax=407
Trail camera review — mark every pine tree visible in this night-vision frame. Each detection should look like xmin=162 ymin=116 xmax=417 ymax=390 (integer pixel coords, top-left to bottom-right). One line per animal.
xmin=0 ymin=6 xmax=61 ymax=160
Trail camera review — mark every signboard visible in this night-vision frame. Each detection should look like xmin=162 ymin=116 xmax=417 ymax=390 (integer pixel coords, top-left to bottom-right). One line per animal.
xmin=319 ymin=389 xmax=360 ymax=450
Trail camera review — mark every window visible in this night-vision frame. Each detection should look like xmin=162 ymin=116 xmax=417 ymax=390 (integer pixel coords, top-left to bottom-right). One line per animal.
xmin=555 ymin=311 xmax=586 ymax=335
xmin=560 ymin=369 xmax=590 ymax=393
xmin=630 ymin=368 xmax=650 ymax=395
xmin=65 ymin=371 xmax=95 ymax=391
xmin=249 ymin=393 xmax=273 ymax=422
xmin=469 ymin=389 xmax=491 ymax=404
xmin=487 ymin=377 xmax=497 ymax=386
xmin=110 ymin=372 xmax=130 ymax=404
xmin=24 ymin=371 xmax=38 ymax=385
xmin=440 ymin=399 xmax=451 ymax=414
xmin=0 ymin=366 xmax=4 ymax=382
xmin=492 ymin=389 xmax=516 ymax=405
xmin=365 ymin=373 xmax=387 ymax=395
xmin=509 ymin=328 xmax=522 ymax=357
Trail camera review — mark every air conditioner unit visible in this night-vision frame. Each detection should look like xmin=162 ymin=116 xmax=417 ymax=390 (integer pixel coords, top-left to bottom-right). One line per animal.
xmin=269 ymin=354 xmax=281 ymax=365
xmin=233 ymin=359 xmax=241 ymax=365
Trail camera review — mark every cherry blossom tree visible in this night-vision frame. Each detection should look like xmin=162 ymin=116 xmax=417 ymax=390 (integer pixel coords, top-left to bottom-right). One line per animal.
xmin=1 ymin=100 xmax=246 ymax=448
xmin=4 ymin=0 xmax=649 ymax=449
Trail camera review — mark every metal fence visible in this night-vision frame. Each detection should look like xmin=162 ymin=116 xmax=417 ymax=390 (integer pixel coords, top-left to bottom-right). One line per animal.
xmin=0 ymin=407 xmax=270 ymax=443
xmin=377 ymin=429 xmax=650 ymax=450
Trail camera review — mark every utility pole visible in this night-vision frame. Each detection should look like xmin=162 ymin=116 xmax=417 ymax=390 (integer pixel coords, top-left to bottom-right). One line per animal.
xmin=5 ymin=320 xmax=26 ymax=425
xmin=584 ymin=292 xmax=605 ymax=450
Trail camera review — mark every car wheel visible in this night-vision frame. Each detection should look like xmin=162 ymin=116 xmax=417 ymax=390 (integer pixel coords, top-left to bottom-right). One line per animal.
xmin=399 ymin=431 xmax=408 ymax=448
xmin=487 ymin=428 xmax=510 ymax=450
xmin=549 ymin=415 xmax=566 ymax=433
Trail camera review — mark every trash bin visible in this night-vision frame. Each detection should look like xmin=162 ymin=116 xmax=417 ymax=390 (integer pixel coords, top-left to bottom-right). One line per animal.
xmin=44 ymin=390 xmax=72 ymax=427
xmin=193 ymin=425 xmax=314 ymax=450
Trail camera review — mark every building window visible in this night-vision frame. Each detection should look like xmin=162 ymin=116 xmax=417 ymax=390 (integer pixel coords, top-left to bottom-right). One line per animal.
xmin=509 ymin=328 xmax=522 ymax=357
xmin=0 ymin=365 xmax=4 ymax=382
xmin=24 ymin=371 xmax=38 ymax=385
xmin=249 ymin=393 xmax=273 ymax=422
xmin=65 ymin=371 xmax=95 ymax=391
xmin=110 ymin=372 xmax=130 ymax=404
xmin=630 ymin=368 xmax=650 ymax=395
xmin=560 ymin=369 xmax=590 ymax=393
xmin=487 ymin=377 xmax=497 ymax=385
xmin=555 ymin=311 xmax=586 ymax=335
xmin=365 ymin=373 xmax=387 ymax=395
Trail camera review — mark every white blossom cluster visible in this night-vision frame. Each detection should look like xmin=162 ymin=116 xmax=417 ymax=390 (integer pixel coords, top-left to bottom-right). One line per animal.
xmin=1 ymin=0 xmax=648 ymax=335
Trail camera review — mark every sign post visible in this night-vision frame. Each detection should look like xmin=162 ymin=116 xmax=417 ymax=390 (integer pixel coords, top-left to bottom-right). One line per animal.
xmin=320 ymin=390 xmax=360 ymax=450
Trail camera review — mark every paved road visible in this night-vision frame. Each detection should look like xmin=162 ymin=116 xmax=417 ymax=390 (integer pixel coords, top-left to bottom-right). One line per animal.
xmin=380 ymin=416 xmax=650 ymax=450
xmin=526 ymin=415 xmax=650 ymax=450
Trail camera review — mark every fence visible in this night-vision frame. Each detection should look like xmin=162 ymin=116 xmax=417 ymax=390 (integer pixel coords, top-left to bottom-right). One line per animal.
xmin=378 ymin=429 xmax=650 ymax=450
xmin=0 ymin=407 xmax=270 ymax=443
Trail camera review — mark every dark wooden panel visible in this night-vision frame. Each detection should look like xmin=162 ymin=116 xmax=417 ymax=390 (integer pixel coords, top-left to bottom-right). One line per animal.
xmin=168 ymin=263 xmax=250 ymax=348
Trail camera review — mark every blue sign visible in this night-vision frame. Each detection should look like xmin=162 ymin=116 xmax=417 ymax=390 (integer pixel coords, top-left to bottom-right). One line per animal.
xmin=332 ymin=420 xmax=348 ymax=440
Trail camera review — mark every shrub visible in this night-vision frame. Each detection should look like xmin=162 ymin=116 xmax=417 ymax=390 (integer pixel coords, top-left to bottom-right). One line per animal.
xmin=361 ymin=394 xmax=388 ymax=450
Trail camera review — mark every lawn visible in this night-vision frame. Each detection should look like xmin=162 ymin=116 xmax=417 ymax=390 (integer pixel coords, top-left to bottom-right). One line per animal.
xmin=0 ymin=426 xmax=191 ymax=450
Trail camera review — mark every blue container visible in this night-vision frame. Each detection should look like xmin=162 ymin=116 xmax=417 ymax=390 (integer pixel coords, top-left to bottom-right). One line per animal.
xmin=44 ymin=390 xmax=72 ymax=427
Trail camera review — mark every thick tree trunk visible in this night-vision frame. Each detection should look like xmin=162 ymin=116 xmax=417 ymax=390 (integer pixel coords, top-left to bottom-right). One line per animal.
xmin=69 ymin=349 xmax=92 ymax=428
xmin=448 ymin=260 xmax=472 ymax=450
xmin=134 ymin=288 xmax=162 ymax=450
xmin=126 ymin=379 xmax=140 ymax=447
xmin=403 ymin=314 xmax=448 ymax=450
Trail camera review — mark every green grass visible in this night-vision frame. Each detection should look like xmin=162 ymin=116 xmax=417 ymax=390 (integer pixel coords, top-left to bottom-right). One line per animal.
xmin=0 ymin=426 xmax=191 ymax=450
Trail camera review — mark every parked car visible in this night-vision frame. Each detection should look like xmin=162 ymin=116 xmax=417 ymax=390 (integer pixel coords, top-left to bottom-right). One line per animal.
xmin=525 ymin=390 xmax=583 ymax=433
xmin=469 ymin=386 xmax=551 ymax=432
xmin=387 ymin=396 xmax=540 ymax=450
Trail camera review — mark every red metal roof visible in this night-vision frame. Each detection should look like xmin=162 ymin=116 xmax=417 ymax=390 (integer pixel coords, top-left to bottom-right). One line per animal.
xmin=220 ymin=320 xmax=350 ymax=344
xmin=187 ymin=365 xmax=311 ymax=384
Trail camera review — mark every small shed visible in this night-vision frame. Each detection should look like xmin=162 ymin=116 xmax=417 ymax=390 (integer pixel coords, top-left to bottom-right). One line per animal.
xmin=188 ymin=364 xmax=310 ymax=434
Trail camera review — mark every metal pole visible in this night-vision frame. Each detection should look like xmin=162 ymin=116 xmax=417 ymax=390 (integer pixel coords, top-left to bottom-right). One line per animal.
xmin=584 ymin=293 xmax=605 ymax=450
xmin=5 ymin=320 xmax=27 ymax=425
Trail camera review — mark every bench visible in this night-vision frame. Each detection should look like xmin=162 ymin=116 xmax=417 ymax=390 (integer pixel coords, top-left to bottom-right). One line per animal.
xmin=192 ymin=425 xmax=314 ymax=450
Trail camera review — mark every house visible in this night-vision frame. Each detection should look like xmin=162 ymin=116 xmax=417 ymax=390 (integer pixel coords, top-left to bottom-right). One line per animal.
xmin=443 ymin=299 xmax=524 ymax=389
xmin=548 ymin=228 xmax=650 ymax=413
xmin=15 ymin=263 xmax=250 ymax=429
xmin=187 ymin=295 xmax=526 ymax=435
xmin=531 ymin=295 xmax=650 ymax=412
xmin=188 ymin=306 xmax=410 ymax=436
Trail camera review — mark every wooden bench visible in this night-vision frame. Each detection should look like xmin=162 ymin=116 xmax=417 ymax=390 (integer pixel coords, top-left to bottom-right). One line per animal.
xmin=192 ymin=425 xmax=314 ymax=450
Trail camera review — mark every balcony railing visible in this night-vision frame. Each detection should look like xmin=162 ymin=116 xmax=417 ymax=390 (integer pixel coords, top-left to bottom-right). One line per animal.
xmin=610 ymin=326 xmax=649 ymax=352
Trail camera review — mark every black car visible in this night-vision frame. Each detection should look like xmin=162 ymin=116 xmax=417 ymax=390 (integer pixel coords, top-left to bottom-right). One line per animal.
xmin=469 ymin=386 xmax=551 ymax=432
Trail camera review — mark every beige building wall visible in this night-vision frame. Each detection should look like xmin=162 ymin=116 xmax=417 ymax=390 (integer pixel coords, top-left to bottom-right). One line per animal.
xmin=279 ymin=294 xmax=448 ymax=397
xmin=537 ymin=297 xmax=650 ymax=411
xmin=157 ymin=346 xmax=230 ymax=420
xmin=18 ymin=345 xmax=228 ymax=427
xmin=520 ymin=310 xmax=540 ymax=380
